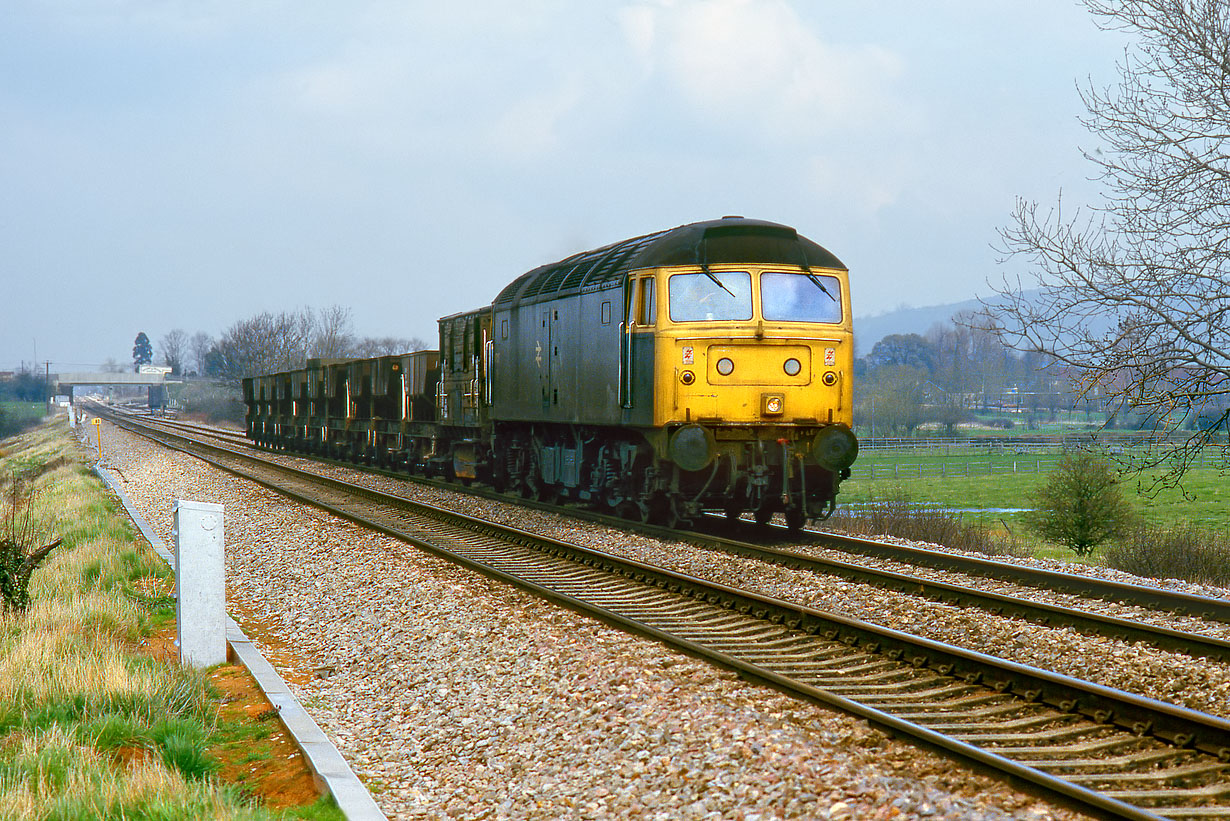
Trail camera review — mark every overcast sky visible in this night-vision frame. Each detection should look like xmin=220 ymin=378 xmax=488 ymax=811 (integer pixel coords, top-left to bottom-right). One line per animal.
xmin=1 ymin=0 xmax=1131 ymax=372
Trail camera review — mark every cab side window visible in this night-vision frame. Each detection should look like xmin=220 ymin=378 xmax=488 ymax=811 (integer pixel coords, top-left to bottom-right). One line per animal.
xmin=639 ymin=278 xmax=655 ymax=325
xmin=627 ymin=277 xmax=656 ymax=326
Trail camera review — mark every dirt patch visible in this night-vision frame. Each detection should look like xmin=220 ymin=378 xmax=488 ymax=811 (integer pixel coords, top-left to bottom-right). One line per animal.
xmin=209 ymin=663 xmax=323 ymax=808
xmin=141 ymin=623 xmax=323 ymax=809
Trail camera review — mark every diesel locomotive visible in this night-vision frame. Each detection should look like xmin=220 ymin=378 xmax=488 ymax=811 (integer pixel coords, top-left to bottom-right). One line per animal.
xmin=243 ymin=217 xmax=858 ymax=528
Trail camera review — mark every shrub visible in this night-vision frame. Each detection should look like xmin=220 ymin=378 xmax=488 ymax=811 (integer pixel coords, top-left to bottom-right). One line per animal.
xmin=1 ymin=472 xmax=62 ymax=612
xmin=1026 ymin=452 xmax=1134 ymax=556
xmin=824 ymin=487 xmax=1029 ymax=558
xmin=1103 ymin=522 xmax=1230 ymax=586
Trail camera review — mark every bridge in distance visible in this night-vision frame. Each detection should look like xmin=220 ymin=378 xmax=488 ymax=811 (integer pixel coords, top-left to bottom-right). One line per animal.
xmin=54 ymin=371 xmax=175 ymax=408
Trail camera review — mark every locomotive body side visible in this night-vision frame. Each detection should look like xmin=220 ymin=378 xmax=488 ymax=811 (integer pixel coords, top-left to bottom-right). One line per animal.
xmin=492 ymin=282 xmax=626 ymax=425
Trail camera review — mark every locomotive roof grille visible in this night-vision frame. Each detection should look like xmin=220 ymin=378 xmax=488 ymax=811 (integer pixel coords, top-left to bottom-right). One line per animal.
xmin=494 ymin=218 xmax=844 ymax=308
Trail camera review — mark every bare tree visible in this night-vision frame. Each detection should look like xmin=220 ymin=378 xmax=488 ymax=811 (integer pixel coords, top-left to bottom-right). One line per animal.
xmin=984 ymin=0 xmax=1230 ymax=485
xmin=159 ymin=329 xmax=188 ymax=375
xmin=216 ymin=309 xmax=315 ymax=381
xmin=353 ymin=336 xmax=428 ymax=357
xmin=856 ymin=365 xmax=928 ymax=437
xmin=189 ymin=331 xmax=213 ymax=376
xmin=312 ymin=305 xmax=355 ymax=359
xmin=213 ymin=303 xmax=430 ymax=382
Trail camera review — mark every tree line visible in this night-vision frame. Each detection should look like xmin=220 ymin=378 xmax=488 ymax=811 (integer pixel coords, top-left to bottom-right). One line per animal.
xmin=854 ymin=313 xmax=1080 ymax=437
xmin=123 ymin=305 xmax=427 ymax=382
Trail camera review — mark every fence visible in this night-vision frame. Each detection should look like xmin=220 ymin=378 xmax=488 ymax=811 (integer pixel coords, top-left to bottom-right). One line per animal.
xmin=857 ymin=433 xmax=1204 ymax=455
xmin=850 ymin=449 xmax=1229 ymax=481
xmin=851 ymin=459 xmax=1058 ymax=481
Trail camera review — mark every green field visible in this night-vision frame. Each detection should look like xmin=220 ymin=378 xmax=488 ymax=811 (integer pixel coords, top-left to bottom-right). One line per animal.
xmin=841 ymin=448 xmax=1230 ymax=534
xmin=0 ymin=401 xmax=44 ymax=428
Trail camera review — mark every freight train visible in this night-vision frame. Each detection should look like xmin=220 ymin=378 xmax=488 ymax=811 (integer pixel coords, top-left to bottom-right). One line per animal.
xmin=243 ymin=217 xmax=858 ymax=529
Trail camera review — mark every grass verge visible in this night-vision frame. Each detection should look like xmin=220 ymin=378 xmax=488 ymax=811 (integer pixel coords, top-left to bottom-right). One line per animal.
xmin=1102 ymin=523 xmax=1230 ymax=587
xmin=0 ymin=418 xmax=344 ymax=820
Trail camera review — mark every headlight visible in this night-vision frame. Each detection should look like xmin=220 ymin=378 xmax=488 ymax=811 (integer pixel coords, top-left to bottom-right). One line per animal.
xmin=716 ymin=357 xmax=734 ymax=376
xmin=783 ymin=358 xmax=801 ymax=376
xmin=762 ymin=393 xmax=784 ymax=415
xmin=822 ymin=371 xmax=839 ymax=386
xmin=680 ymin=370 xmax=695 ymax=385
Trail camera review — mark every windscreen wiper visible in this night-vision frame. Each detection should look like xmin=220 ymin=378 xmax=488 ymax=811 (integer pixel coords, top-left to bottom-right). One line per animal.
xmin=701 ymin=263 xmax=737 ymax=298
xmin=805 ymin=272 xmax=837 ymax=302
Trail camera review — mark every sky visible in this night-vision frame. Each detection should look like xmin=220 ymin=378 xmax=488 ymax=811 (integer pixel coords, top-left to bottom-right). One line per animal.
xmin=0 ymin=0 xmax=1132 ymax=372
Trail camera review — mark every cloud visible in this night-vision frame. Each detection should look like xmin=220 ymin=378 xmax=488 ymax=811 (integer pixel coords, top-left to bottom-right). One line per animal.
xmin=619 ymin=0 xmax=906 ymax=139
xmin=485 ymin=78 xmax=587 ymax=161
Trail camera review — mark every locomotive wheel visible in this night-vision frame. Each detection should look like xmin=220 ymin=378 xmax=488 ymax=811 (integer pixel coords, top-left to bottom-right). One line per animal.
xmin=635 ymin=500 xmax=653 ymax=524
xmin=519 ymin=475 xmax=537 ymax=500
xmin=784 ymin=506 xmax=807 ymax=531
xmin=753 ymin=505 xmax=773 ymax=526
xmin=599 ymin=488 xmax=620 ymax=513
xmin=645 ymin=495 xmax=680 ymax=529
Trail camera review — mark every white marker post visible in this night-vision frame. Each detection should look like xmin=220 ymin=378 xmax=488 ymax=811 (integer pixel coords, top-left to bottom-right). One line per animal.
xmin=173 ymin=500 xmax=226 ymax=668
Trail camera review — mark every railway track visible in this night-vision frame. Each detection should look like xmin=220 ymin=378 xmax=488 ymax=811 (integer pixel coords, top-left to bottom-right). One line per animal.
xmin=94 ymin=407 xmax=1230 ymax=820
xmin=101 ymin=407 xmax=1230 ymax=663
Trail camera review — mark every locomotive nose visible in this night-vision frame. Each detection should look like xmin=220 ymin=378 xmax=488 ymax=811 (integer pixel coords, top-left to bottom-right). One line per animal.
xmin=811 ymin=424 xmax=858 ymax=471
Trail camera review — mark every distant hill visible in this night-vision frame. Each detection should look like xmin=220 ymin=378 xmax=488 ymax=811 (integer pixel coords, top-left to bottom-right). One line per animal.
xmin=853 ymin=297 xmax=986 ymax=355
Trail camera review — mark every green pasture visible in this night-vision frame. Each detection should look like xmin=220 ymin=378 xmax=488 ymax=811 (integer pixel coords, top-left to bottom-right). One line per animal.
xmin=841 ymin=449 xmax=1230 ymax=534
xmin=0 ymin=401 xmax=45 ymax=436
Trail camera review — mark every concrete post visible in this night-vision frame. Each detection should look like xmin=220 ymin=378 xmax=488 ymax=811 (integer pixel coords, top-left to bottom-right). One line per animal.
xmin=173 ymin=500 xmax=226 ymax=668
